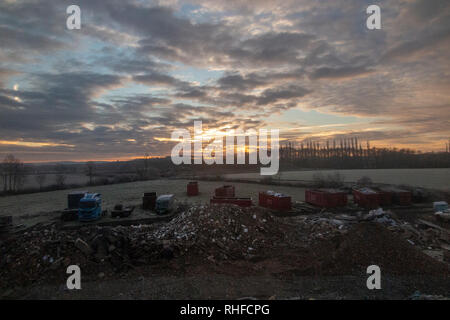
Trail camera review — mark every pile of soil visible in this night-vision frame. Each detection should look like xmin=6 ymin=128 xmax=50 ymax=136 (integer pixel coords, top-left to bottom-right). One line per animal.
xmin=313 ymin=222 xmax=450 ymax=276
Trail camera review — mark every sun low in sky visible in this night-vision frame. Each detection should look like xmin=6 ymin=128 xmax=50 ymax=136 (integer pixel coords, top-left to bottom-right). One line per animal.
xmin=0 ymin=0 xmax=449 ymax=162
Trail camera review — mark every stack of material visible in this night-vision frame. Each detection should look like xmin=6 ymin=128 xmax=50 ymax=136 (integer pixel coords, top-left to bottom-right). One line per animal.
xmin=211 ymin=185 xmax=252 ymax=207
xmin=111 ymin=204 xmax=135 ymax=218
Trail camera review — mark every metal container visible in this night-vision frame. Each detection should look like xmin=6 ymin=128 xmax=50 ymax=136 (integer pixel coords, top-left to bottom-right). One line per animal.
xmin=271 ymin=194 xmax=292 ymax=211
xmin=379 ymin=186 xmax=412 ymax=206
xmin=156 ymin=194 xmax=175 ymax=215
xmin=306 ymin=189 xmax=348 ymax=208
xmin=433 ymin=201 xmax=449 ymax=212
xmin=143 ymin=192 xmax=157 ymax=210
xmin=187 ymin=181 xmax=199 ymax=196
xmin=373 ymin=188 xmax=393 ymax=206
xmin=259 ymin=192 xmax=268 ymax=207
xmin=259 ymin=191 xmax=291 ymax=211
xmin=68 ymin=191 xmax=88 ymax=209
xmin=215 ymin=185 xmax=235 ymax=198
xmin=352 ymin=188 xmax=380 ymax=208
xmin=210 ymin=196 xmax=252 ymax=207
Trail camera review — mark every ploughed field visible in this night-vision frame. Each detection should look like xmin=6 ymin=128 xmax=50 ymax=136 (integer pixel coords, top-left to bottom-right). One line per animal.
xmin=225 ymin=168 xmax=450 ymax=191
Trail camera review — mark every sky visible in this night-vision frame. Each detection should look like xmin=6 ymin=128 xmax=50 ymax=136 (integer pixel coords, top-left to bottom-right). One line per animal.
xmin=0 ymin=0 xmax=449 ymax=162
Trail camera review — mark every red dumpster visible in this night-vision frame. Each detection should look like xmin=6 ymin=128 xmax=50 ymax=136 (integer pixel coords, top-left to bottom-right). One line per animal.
xmin=305 ymin=189 xmax=348 ymax=208
xmin=259 ymin=192 xmax=268 ymax=207
xmin=373 ymin=188 xmax=393 ymax=206
xmin=380 ymin=187 xmax=412 ymax=205
xmin=271 ymin=194 xmax=292 ymax=211
xmin=210 ymin=196 xmax=252 ymax=207
xmin=259 ymin=191 xmax=291 ymax=211
xmin=352 ymin=188 xmax=380 ymax=208
xmin=187 ymin=181 xmax=199 ymax=196
xmin=215 ymin=185 xmax=235 ymax=198
xmin=259 ymin=191 xmax=275 ymax=207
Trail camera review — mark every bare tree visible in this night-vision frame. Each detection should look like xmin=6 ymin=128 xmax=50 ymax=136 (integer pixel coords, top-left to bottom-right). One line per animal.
xmin=35 ymin=174 xmax=47 ymax=191
xmin=54 ymin=163 xmax=67 ymax=188
xmin=55 ymin=174 xmax=66 ymax=188
xmin=1 ymin=154 xmax=26 ymax=192
xmin=136 ymin=153 xmax=152 ymax=180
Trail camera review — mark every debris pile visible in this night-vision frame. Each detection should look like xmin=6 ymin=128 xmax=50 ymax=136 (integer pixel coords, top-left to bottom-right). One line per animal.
xmin=0 ymin=204 xmax=288 ymax=288
xmin=1 ymin=202 xmax=449 ymax=292
xmin=295 ymin=208 xmax=397 ymax=244
xmin=0 ymin=221 xmax=172 ymax=288
xmin=291 ymin=207 xmax=450 ymax=267
xmin=152 ymin=204 xmax=287 ymax=260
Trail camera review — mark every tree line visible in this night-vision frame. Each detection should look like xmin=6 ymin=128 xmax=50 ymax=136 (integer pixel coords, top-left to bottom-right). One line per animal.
xmin=279 ymin=138 xmax=450 ymax=169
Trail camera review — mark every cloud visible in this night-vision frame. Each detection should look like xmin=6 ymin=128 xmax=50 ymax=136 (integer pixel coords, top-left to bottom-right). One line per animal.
xmin=0 ymin=0 xmax=449 ymax=161
xmin=310 ymin=66 xmax=375 ymax=80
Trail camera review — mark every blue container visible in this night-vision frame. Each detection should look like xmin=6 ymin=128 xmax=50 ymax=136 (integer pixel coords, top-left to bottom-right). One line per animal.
xmin=433 ymin=201 xmax=448 ymax=212
xmin=78 ymin=193 xmax=102 ymax=221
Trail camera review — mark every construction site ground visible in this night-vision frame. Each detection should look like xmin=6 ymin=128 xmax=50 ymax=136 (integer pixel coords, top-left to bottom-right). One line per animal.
xmin=1 ymin=179 xmax=449 ymax=299
xmin=0 ymin=179 xmax=308 ymax=228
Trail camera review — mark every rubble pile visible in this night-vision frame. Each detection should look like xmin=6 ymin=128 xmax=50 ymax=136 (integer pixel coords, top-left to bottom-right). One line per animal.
xmin=1 ymin=203 xmax=449 ymax=291
xmin=0 ymin=204 xmax=288 ymax=288
xmin=294 ymin=208 xmax=449 ymax=252
xmin=0 ymin=221 xmax=178 ymax=288
xmin=295 ymin=208 xmax=398 ymax=244
xmin=152 ymin=204 xmax=288 ymax=260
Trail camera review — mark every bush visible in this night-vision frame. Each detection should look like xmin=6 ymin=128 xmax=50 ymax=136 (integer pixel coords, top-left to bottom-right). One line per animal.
xmin=357 ymin=176 xmax=373 ymax=186
xmin=313 ymin=171 xmax=344 ymax=188
xmin=259 ymin=176 xmax=274 ymax=185
xmin=95 ymin=177 xmax=110 ymax=185
xmin=312 ymin=172 xmax=325 ymax=187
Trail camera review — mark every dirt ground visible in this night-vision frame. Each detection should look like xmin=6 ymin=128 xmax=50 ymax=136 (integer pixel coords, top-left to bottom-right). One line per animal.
xmin=0 ymin=179 xmax=308 ymax=228
xmin=1 ymin=208 xmax=449 ymax=300
xmin=17 ymin=273 xmax=450 ymax=300
xmin=1 ymin=180 xmax=449 ymax=300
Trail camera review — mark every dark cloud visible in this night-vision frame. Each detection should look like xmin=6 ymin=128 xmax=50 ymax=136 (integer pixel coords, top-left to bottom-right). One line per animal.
xmin=0 ymin=0 xmax=448 ymax=160
xmin=310 ymin=66 xmax=374 ymax=80
xmin=133 ymin=73 xmax=190 ymax=88
xmin=0 ymin=25 xmax=65 ymax=53
xmin=217 ymin=73 xmax=266 ymax=90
